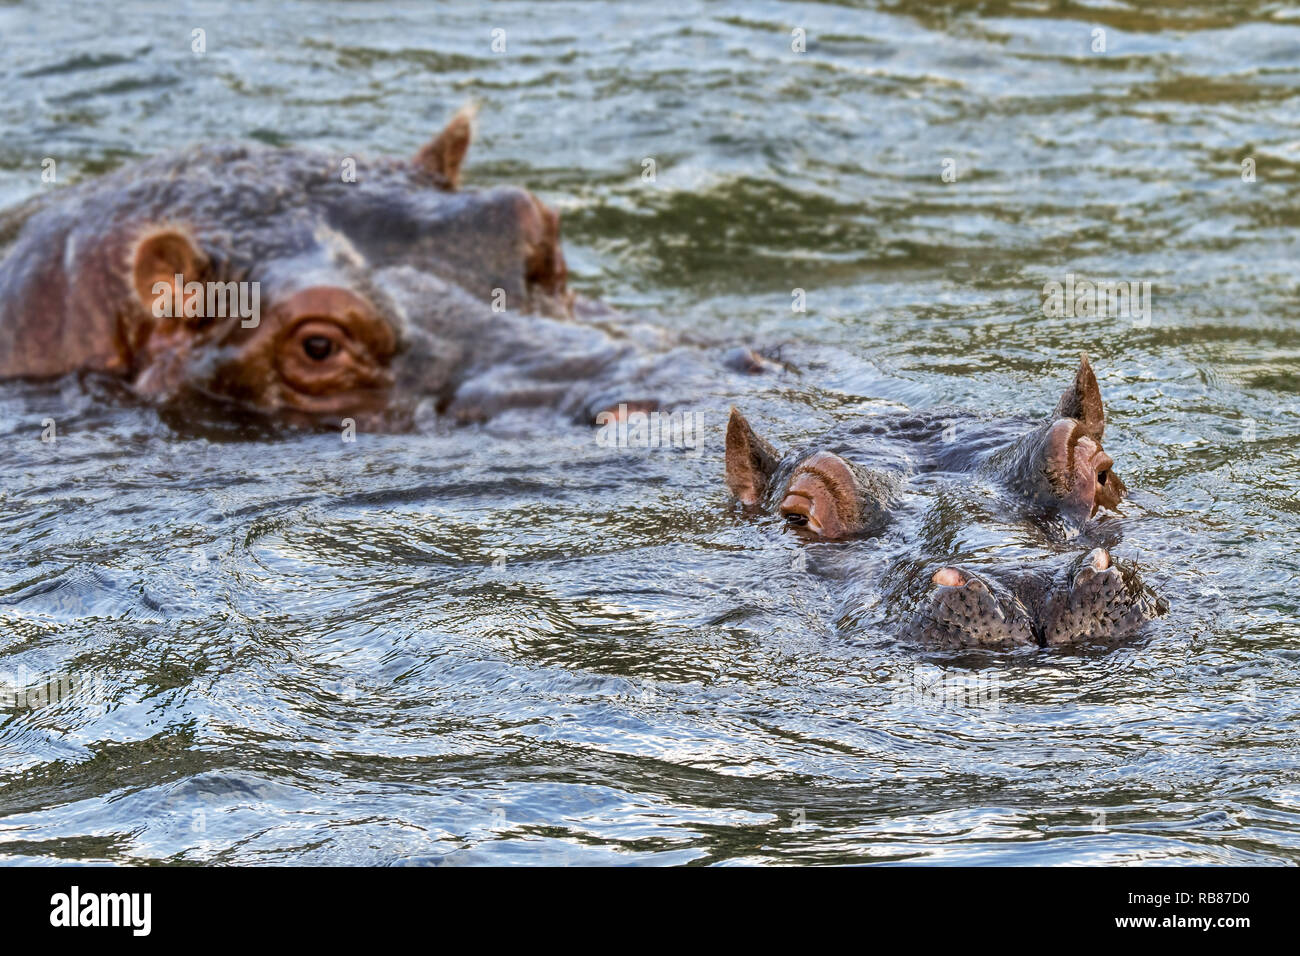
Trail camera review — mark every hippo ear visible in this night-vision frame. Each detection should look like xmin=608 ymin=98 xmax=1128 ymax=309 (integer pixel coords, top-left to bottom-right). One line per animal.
xmin=131 ymin=228 xmax=209 ymax=320
xmin=1052 ymin=353 xmax=1105 ymax=441
xmin=726 ymin=407 xmax=781 ymax=506
xmin=414 ymin=104 xmax=476 ymax=190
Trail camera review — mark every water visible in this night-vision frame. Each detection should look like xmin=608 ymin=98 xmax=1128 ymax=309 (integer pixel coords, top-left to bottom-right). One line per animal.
xmin=1 ymin=0 xmax=1298 ymax=864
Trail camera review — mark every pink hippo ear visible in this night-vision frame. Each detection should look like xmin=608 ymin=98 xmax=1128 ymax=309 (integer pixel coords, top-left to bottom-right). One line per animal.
xmin=131 ymin=227 xmax=209 ymax=325
xmin=414 ymin=104 xmax=476 ymax=190
xmin=1052 ymin=352 xmax=1105 ymax=442
xmin=725 ymin=407 xmax=781 ymax=506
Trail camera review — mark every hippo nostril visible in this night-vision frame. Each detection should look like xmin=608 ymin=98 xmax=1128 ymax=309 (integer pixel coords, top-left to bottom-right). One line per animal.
xmin=780 ymin=494 xmax=812 ymax=526
xmin=1094 ymin=451 xmax=1114 ymax=485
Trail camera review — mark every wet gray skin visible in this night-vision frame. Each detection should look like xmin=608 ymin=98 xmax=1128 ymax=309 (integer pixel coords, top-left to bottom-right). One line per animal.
xmin=0 ymin=110 xmax=772 ymax=431
xmin=906 ymin=549 xmax=1167 ymax=650
xmin=729 ymin=355 xmax=1122 ymax=534
xmin=904 ymin=563 xmax=1037 ymax=650
xmin=724 ymin=404 xmax=904 ymax=539
xmin=725 ymin=356 xmax=1167 ymax=649
xmin=728 ymin=356 xmax=1123 ymax=531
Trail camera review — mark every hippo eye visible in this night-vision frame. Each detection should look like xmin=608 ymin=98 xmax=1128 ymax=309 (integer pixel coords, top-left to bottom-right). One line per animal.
xmin=1097 ymin=469 xmax=1109 ymax=485
xmin=302 ymin=335 xmax=335 ymax=361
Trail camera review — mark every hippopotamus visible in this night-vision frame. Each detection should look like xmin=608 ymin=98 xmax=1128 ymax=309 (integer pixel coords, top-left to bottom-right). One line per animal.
xmin=724 ymin=355 xmax=1167 ymax=649
xmin=0 ymin=108 xmax=764 ymax=430
xmin=912 ymin=548 xmax=1166 ymax=649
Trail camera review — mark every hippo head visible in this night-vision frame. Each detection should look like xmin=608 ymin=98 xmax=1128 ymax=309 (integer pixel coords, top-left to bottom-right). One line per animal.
xmin=128 ymin=109 xmax=573 ymax=428
xmin=724 ymin=407 xmax=900 ymax=538
xmin=992 ymin=355 xmax=1126 ymax=527
xmin=0 ymin=108 xmax=578 ymax=430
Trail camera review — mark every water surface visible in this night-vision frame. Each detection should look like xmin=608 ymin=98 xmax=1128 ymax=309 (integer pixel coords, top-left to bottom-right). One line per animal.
xmin=1 ymin=0 xmax=1298 ymax=864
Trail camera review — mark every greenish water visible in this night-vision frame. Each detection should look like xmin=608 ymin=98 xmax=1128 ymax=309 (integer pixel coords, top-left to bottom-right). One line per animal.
xmin=0 ymin=0 xmax=1298 ymax=864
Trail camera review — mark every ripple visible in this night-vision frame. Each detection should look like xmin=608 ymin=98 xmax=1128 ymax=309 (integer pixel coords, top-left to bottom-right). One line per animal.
xmin=0 ymin=0 xmax=1296 ymax=866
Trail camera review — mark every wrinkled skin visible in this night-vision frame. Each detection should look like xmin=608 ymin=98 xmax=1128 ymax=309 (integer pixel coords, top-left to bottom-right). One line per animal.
xmin=981 ymin=355 xmax=1125 ymax=527
xmin=727 ymin=355 xmax=1122 ymax=539
xmin=0 ymin=108 xmax=766 ymax=430
xmin=724 ymin=407 xmax=902 ymax=538
xmin=908 ymin=549 xmax=1167 ymax=650
xmin=725 ymin=356 xmax=1167 ymax=649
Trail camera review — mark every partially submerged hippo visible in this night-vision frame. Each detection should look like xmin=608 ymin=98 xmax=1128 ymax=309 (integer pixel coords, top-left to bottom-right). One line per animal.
xmin=725 ymin=355 xmax=1167 ymax=649
xmin=913 ymin=549 xmax=1166 ymax=649
xmin=0 ymin=109 xmax=757 ymax=429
